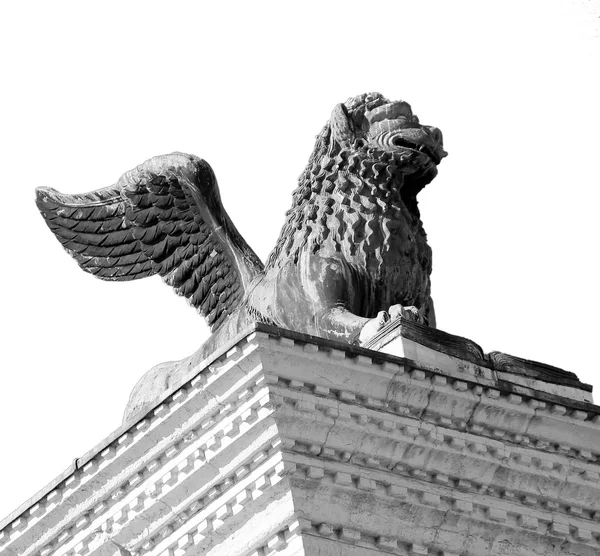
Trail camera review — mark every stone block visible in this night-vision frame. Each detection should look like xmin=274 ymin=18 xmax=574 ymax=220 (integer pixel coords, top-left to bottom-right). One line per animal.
xmin=518 ymin=515 xmax=538 ymax=530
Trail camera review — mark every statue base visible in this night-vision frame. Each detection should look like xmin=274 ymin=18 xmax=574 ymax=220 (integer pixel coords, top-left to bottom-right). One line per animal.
xmin=2 ymin=322 xmax=599 ymax=556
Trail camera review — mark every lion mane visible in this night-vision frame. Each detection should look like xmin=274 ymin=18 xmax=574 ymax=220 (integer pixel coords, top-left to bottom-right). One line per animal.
xmin=262 ymin=92 xmax=434 ymax=317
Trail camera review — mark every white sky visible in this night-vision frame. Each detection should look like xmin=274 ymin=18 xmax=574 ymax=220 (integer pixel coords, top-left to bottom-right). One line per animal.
xmin=1 ymin=0 xmax=599 ymax=522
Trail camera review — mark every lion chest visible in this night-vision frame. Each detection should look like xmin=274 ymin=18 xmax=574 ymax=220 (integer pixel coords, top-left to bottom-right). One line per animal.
xmin=326 ymin=214 xmax=432 ymax=313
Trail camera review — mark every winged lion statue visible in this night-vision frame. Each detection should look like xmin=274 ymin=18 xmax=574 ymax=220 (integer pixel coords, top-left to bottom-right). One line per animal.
xmin=36 ymin=92 xmax=447 ymax=420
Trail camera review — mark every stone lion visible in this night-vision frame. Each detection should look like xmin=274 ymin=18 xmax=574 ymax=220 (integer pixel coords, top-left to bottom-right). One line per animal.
xmin=36 ymin=92 xmax=446 ymax=420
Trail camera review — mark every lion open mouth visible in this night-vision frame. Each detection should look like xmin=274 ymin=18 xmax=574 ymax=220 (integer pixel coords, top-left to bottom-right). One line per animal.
xmin=390 ymin=136 xmax=442 ymax=165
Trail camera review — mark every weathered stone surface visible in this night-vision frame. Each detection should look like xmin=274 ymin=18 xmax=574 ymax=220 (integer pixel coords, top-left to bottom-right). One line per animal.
xmin=2 ymin=325 xmax=599 ymax=555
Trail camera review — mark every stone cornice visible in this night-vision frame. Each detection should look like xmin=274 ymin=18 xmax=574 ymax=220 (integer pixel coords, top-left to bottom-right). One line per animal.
xmin=2 ymin=323 xmax=599 ymax=556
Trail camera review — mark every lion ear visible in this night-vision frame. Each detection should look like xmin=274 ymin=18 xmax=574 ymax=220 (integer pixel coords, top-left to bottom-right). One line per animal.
xmin=330 ymin=103 xmax=354 ymax=145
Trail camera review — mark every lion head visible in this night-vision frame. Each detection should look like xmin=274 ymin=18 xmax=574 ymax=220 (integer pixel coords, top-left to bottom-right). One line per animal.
xmin=266 ymin=93 xmax=446 ymax=271
xmin=331 ymin=92 xmax=446 ymax=214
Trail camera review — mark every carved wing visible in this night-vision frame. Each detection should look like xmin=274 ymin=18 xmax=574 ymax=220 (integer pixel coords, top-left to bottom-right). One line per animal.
xmin=36 ymin=153 xmax=264 ymax=330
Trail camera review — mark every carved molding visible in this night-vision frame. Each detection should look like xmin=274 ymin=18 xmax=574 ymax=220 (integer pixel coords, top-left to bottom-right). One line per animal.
xmin=2 ymin=326 xmax=599 ymax=556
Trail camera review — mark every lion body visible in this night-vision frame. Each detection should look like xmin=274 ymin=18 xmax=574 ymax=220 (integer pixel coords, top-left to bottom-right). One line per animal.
xmin=123 ymin=92 xmax=442 ymax=421
xmin=245 ymin=127 xmax=434 ymax=341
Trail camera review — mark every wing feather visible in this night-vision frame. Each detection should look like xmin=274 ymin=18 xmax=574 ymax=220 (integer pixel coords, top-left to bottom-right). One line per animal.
xmin=36 ymin=153 xmax=264 ymax=329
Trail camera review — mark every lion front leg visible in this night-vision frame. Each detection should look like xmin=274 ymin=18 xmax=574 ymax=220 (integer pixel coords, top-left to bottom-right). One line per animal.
xmin=322 ymin=304 xmax=431 ymax=346
xmin=320 ymin=306 xmax=396 ymax=345
xmin=317 ymin=305 xmax=372 ymax=343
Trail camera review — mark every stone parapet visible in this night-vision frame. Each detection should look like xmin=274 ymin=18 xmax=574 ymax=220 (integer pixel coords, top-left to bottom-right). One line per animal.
xmin=2 ymin=322 xmax=599 ymax=555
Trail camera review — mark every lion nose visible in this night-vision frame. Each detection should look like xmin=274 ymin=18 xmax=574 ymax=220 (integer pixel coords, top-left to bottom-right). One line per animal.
xmin=427 ymin=126 xmax=447 ymax=158
xmin=427 ymin=126 xmax=443 ymax=146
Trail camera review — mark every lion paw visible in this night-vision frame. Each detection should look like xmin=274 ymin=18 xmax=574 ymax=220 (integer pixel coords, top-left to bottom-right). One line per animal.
xmin=389 ymin=304 xmax=425 ymax=324
xmin=358 ymin=311 xmax=390 ymax=344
